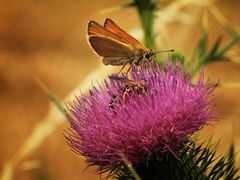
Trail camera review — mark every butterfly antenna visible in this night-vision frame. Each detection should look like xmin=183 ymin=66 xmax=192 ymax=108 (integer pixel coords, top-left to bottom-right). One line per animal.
xmin=155 ymin=49 xmax=174 ymax=54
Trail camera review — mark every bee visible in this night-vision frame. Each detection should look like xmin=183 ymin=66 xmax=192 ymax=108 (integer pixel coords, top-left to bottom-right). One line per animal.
xmin=108 ymin=74 xmax=148 ymax=112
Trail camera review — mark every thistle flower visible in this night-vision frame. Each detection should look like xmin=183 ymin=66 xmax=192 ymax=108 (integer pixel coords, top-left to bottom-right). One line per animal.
xmin=65 ymin=61 xmax=215 ymax=174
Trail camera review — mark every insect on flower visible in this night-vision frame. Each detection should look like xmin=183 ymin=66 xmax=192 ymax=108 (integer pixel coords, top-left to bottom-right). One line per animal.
xmin=87 ymin=18 xmax=174 ymax=73
xmin=108 ymin=74 xmax=148 ymax=111
xmin=66 ymin=61 xmax=216 ymax=174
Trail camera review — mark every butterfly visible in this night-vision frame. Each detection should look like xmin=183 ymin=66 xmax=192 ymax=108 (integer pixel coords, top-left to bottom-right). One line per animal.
xmin=87 ymin=18 xmax=173 ymax=73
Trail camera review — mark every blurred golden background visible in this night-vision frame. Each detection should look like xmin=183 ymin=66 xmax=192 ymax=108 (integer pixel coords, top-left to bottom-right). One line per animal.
xmin=0 ymin=0 xmax=239 ymax=179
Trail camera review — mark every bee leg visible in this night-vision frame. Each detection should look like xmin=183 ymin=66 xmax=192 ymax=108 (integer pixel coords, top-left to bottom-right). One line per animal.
xmin=122 ymin=88 xmax=130 ymax=103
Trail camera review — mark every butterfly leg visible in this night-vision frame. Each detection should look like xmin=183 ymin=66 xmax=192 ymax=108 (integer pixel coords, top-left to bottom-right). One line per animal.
xmin=117 ymin=61 xmax=129 ymax=74
xmin=126 ymin=62 xmax=136 ymax=74
xmin=140 ymin=58 xmax=146 ymax=70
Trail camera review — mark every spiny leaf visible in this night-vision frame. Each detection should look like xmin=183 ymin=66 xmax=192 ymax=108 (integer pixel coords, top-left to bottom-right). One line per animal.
xmin=207 ymin=36 xmax=223 ymax=62
xmin=192 ymin=25 xmax=240 ymax=75
xmin=197 ymin=30 xmax=208 ymax=58
xmin=110 ymin=141 xmax=239 ymax=180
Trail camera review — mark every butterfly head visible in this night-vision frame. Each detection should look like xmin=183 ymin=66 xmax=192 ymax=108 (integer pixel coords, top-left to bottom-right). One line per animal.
xmin=143 ymin=50 xmax=155 ymax=62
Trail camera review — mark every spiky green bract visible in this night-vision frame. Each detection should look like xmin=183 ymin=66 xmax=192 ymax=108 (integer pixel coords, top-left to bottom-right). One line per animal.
xmin=112 ymin=141 xmax=240 ymax=180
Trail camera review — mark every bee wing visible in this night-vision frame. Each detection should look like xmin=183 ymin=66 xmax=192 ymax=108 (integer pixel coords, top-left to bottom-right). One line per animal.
xmin=109 ymin=74 xmax=134 ymax=83
xmin=88 ymin=35 xmax=135 ymax=65
xmin=104 ymin=18 xmax=148 ymax=51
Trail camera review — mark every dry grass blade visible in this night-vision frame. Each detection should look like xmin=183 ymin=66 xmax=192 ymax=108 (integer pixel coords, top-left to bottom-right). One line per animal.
xmin=155 ymin=0 xmax=212 ymax=29
xmin=119 ymin=153 xmax=141 ymax=180
xmin=0 ymin=64 xmax=116 ymax=180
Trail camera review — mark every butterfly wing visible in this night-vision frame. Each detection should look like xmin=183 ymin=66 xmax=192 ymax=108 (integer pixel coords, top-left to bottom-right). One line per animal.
xmin=88 ymin=35 xmax=135 ymax=65
xmin=88 ymin=21 xmax=130 ymax=45
xmin=104 ymin=18 xmax=148 ymax=51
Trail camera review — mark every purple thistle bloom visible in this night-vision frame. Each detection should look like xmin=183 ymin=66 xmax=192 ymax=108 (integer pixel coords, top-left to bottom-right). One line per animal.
xmin=65 ymin=61 xmax=215 ymax=173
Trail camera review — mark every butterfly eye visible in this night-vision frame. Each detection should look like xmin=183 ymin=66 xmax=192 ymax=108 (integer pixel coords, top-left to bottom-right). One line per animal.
xmin=144 ymin=52 xmax=151 ymax=59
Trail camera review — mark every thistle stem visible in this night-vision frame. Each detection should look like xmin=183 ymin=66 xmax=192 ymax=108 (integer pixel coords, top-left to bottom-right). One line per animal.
xmin=131 ymin=0 xmax=157 ymax=50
